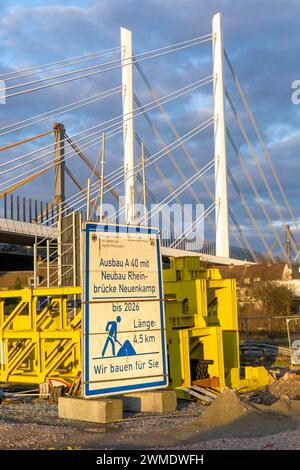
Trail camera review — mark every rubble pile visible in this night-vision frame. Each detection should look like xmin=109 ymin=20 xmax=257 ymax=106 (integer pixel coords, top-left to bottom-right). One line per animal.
xmin=253 ymin=372 xmax=300 ymax=404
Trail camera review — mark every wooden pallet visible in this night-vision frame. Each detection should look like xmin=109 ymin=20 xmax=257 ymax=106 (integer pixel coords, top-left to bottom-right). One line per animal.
xmin=181 ymin=385 xmax=218 ymax=403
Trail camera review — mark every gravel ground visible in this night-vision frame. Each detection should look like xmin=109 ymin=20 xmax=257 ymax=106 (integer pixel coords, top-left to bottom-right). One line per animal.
xmin=173 ymin=428 xmax=300 ymax=450
xmin=1 ymin=395 xmax=300 ymax=450
xmin=0 ymin=399 xmax=206 ymax=449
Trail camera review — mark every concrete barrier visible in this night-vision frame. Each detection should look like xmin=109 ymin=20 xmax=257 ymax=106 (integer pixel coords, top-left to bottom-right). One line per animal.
xmin=121 ymin=390 xmax=177 ymax=413
xmin=58 ymin=396 xmax=123 ymax=423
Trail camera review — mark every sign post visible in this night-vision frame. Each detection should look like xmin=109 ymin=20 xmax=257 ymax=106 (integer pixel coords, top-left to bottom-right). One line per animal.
xmin=82 ymin=223 xmax=168 ymax=397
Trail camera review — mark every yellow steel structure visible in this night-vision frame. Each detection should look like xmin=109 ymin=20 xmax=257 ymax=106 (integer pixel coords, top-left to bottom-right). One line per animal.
xmin=0 ymin=287 xmax=81 ymax=384
xmin=163 ymin=257 xmax=274 ymax=398
xmin=0 ymin=257 xmax=274 ymax=394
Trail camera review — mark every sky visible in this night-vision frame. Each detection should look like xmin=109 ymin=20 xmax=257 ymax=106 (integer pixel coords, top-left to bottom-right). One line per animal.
xmin=0 ymin=0 xmax=299 ymax=257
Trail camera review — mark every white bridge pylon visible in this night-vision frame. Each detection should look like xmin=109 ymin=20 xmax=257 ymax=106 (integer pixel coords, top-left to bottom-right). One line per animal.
xmin=121 ymin=27 xmax=135 ymax=225
xmin=121 ymin=12 xmax=230 ymax=256
xmin=212 ymin=12 xmax=229 ymax=258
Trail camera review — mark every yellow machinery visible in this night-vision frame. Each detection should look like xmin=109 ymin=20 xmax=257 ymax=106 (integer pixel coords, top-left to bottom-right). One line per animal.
xmin=164 ymin=257 xmax=274 ymax=398
xmin=0 ymin=287 xmax=81 ymax=384
xmin=0 ymin=257 xmax=274 ymax=394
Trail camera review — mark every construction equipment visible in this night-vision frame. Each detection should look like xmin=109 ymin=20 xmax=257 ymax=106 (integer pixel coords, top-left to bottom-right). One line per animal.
xmin=163 ymin=256 xmax=274 ymax=398
xmin=0 ymin=256 xmax=274 ymax=396
xmin=0 ymin=287 xmax=81 ymax=384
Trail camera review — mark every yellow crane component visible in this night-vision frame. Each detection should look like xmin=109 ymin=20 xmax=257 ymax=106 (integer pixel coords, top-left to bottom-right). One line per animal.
xmin=0 ymin=287 xmax=81 ymax=384
xmin=163 ymin=257 xmax=275 ymax=398
xmin=0 ymin=258 xmax=274 ymax=392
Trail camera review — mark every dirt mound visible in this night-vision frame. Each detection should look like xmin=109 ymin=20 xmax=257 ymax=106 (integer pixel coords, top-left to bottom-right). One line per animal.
xmin=270 ymin=398 xmax=300 ymax=416
xmin=198 ymin=389 xmax=249 ymax=427
xmin=254 ymin=372 xmax=300 ymax=404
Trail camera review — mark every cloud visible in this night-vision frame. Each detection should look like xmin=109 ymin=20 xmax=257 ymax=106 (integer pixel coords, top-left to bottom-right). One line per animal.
xmin=0 ymin=0 xmax=299 ymax=255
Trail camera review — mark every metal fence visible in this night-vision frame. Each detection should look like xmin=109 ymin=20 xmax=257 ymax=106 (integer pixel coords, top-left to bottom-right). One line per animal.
xmin=239 ymin=315 xmax=300 ymax=366
xmin=239 ymin=316 xmax=294 ymax=346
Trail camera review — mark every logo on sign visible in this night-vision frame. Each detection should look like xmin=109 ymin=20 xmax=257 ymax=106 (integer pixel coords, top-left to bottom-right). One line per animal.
xmin=101 ymin=316 xmax=136 ymax=358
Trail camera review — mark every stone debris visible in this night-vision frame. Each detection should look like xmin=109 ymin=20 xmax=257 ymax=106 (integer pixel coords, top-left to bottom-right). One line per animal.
xmin=253 ymin=372 xmax=300 ymax=404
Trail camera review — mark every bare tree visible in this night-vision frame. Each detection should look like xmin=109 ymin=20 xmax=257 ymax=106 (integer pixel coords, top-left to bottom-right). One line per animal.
xmin=249 ymin=281 xmax=295 ymax=317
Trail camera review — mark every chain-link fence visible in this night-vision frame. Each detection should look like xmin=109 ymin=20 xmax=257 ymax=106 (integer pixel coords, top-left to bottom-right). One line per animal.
xmin=238 ymin=316 xmax=299 ymax=367
xmin=239 ymin=316 xmax=291 ymax=346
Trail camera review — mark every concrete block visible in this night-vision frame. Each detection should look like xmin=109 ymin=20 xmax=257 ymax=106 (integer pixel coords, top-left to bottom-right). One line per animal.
xmin=122 ymin=390 xmax=177 ymax=413
xmin=58 ymin=396 xmax=123 ymax=424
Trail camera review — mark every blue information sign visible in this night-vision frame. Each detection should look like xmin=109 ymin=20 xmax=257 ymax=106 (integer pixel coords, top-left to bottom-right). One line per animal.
xmin=82 ymin=223 xmax=168 ymax=397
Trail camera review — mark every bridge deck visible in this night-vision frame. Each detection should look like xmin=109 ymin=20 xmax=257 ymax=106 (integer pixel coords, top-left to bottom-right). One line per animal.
xmin=0 ymin=218 xmax=56 ymax=245
xmin=0 ymin=218 xmax=251 ymax=265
